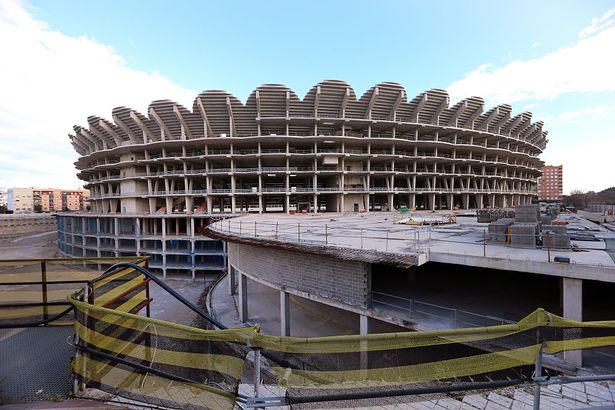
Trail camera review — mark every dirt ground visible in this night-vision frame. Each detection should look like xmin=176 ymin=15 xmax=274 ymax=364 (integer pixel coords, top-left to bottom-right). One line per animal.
xmin=0 ymin=230 xmax=59 ymax=260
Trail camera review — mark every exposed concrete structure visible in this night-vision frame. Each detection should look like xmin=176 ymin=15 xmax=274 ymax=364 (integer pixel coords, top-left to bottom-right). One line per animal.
xmin=210 ymin=211 xmax=615 ymax=371
xmin=56 ymin=214 xmax=226 ymax=278
xmin=58 ymin=80 xmax=547 ymax=276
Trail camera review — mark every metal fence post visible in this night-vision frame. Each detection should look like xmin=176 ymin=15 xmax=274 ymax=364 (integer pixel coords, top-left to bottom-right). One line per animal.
xmin=533 ymin=330 xmax=543 ymax=410
xmin=239 ymin=220 xmax=243 ymax=235
xmin=483 ymin=230 xmax=486 ymax=257
xmin=254 ymin=221 xmax=257 ymax=237
xmin=41 ymin=261 xmax=48 ymax=324
xmin=275 ymin=222 xmax=278 ymax=240
xmin=385 ymin=231 xmax=389 ymax=252
xmin=297 ymin=223 xmax=301 ymax=242
xmin=254 ymin=348 xmax=261 ymax=408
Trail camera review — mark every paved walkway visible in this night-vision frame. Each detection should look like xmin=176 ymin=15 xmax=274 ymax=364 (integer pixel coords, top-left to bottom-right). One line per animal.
xmin=238 ymin=381 xmax=615 ymax=409
xmin=0 ymin=327 xmax=74 ymax=403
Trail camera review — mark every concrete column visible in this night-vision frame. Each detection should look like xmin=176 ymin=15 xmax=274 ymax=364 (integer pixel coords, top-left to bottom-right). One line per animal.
xmin=387 ymin=193 xmax=394 ymax=211
xmin=228 ymin=261 xmax=236 ymax=296
xmin=285 ymin=195 xmax=290 ymax=214
xmin=477 ymin=194 xmax=484 ymax=209
xmin=447 ymin=193 xmax=454 ymax=210
xmin=562 ymin=277 xmax=583 ymax=367
xmin=360 ymin=314 xmax=370 ymax=370
xmin=429 ymin=194 xmax=436 ymax=211
xmin=280 ymin=290 xmax=290 ymax=336
xmin=462 ymin=193 xmax=470 ymax=210
xmin=409 ymin=193 xmax=416 ymax=210
xmin=313 ymin=194 xmax=318 ymax=214
xmin=360 ymin=314 xmax=369 ymax=335
xmin=238 ymin=272 xmax=248 ymax=323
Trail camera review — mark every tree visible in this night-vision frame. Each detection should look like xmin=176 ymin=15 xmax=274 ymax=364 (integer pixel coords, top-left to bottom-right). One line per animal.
xmin=33 ymin=203 xmax=43 ymax=213
xmin=0 ymin=204 xmax=7 ymax=214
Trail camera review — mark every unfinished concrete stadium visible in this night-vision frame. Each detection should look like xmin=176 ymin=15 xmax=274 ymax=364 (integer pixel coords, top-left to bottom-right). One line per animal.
xmin=56 ymin=80 xmax=547 ymax=276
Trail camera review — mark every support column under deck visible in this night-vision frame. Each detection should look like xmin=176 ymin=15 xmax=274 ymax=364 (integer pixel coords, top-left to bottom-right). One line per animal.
xmin=360 ymin=315 xmax=370 ymax=370
xmin=238 ymin=272 xmax=248 ymax=323
xmin=280 ymin=290 xmax=290 ymax=336
xmin=562 ymin=277 xmax=583 ymax=367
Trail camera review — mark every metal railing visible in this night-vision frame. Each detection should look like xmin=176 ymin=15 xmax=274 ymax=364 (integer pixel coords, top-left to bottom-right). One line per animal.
xmin=372 ymin=291 xmax=515 ymax=328
xmin=210 ymin=219 xmax=427 ymax=254
xmin=0 ymin=257 xmax=146 ymax=328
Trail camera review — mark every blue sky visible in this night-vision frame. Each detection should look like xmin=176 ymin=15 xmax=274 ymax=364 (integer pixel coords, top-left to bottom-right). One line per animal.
xmin=0 ymin=0 xmax=614 ymax=193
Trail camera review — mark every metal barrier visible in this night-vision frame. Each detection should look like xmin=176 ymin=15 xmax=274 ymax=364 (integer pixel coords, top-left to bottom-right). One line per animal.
xmin=68 ymin=263 xmax=615 ymax=410
xmin=372 ymin=291 xmax=515 ymax=328
xmin=0 ymin=257 xmax=146 ymax=328
xmin=211 ymin=219 xmax=428 ymax=254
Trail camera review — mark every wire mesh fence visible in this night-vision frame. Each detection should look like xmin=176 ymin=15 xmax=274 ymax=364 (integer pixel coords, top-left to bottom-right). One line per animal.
xmin=69 ymin=264 xmax=615 ymax=410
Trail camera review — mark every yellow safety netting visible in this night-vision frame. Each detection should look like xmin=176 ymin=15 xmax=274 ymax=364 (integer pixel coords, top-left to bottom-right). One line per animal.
xmin=69 ymin=263 xmax=615 ymax=408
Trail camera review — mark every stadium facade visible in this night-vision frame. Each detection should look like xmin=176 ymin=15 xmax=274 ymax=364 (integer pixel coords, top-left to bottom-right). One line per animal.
xmin=56 ymin=80 xmax=547 ymax=276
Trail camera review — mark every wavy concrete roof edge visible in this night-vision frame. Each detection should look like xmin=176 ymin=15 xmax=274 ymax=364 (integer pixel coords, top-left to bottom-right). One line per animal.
xmin=76 ymin=79 xmax=547 ymax=123
xmin=69 ymin=79 xmax=548 ymax=153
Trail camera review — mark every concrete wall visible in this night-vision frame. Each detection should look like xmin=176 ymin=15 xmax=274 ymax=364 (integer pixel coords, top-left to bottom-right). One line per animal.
xmin=229 ymin=242 xmax=371 ymax=308
xmin=0 ymin=214 xmax=56 ymax=238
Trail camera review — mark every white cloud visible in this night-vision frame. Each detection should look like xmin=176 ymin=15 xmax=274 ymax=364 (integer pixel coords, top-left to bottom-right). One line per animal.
xmin=447 ymin=8 xmax=615 ymax=105
xmin=531 ymin=41 xmax=541 ymax=48
xmin=0 ymin=0 xmax=195 ymax=188
xmin=579 ymin=7 xmax=615 ymax=38
xmin=541 ymin=105 xmax=615 ymax=125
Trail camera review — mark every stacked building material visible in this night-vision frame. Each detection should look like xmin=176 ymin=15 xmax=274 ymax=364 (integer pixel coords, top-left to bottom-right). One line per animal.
xmin=510 ymin=223 xmax=540 ymax=247
xmin=541 ymin=214 xmax=555 ymax=225
xmin=488 ymin=218 xmax=515 ymax=243
xmin=543 ymin=225 xmax=570 ymax=249
xmin=515 ymin=204 xmax=540 ymax=223
xmin=477 ymin=209 xmax=515 ymax=223
xmin=543 ymin=232 xmax=570 ymax=249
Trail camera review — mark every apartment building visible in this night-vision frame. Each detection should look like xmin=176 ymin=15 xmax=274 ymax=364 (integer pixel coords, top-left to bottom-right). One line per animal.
xmin=7 ymin=188 xmax=35 ymax=213
xmin=0 ymin=187 xmax=7 ymax=209
xmin=7 ymin=188 xmax=89 ymax=213
xmin=538 ymin=165 xmax=563 ymax=202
